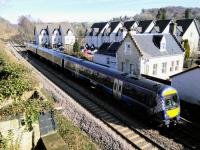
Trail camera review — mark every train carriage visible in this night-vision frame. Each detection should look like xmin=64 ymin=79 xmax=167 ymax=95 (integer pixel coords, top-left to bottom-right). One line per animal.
xmin=26 ymin=43 xmax=181 ymax=126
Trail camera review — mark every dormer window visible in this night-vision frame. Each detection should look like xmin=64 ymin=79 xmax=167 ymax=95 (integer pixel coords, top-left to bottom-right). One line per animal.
xmin=160 ymin=36 xmax=166 ymax=52
xmin=153 ymin=35 xmax=166 ymax=52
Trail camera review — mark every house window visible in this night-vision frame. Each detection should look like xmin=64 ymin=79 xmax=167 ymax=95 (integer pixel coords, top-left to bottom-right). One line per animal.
xmin=160 ymin=36 xmax=166 ymax=51
xmin=153 ymin=64 xmax=158 ymax=75
xmin=162 ymin=62 xmax=167 ymax=73
xmin=124 ymin=42 xmax=131 ymax=55
xmin=175 ymin=60 xmax=179 ymax=71
xmin=170 ymin=61 xmax=174 ymax=72
xmin=106 ymin=57 xmax=110 ymax=65
xmin=130 ymin=64 xmax=134 ymax=74
xmin=121 ymin=62 xmax=125 ymax=72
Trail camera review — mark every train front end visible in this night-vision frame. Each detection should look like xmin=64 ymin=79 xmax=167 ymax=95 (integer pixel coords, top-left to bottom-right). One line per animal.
xmin=161 ymin=87 xmax=181 ymax=126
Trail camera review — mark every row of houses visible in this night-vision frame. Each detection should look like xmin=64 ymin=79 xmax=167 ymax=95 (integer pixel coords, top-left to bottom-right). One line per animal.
xmin=34 ymin=24 xmax=76 ymax=49
xmin=86 ymin=19 xmax=200 ymax=55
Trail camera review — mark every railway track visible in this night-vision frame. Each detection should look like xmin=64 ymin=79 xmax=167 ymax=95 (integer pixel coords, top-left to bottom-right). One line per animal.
xmin=9 ymin=42 xmax=165 ymax=150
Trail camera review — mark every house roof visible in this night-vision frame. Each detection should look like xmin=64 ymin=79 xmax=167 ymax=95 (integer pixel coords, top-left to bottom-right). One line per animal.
xmin=132 ymin=33 xmax=184 ymax=58
xmin=138 ymin=20 xmax=153 ymax=33
xmin=176 ymin=19 xmax=194 ymax=36
xmin=116 ymin=28 xmax=127 ymax=36
xmin=170 ymin=65 xmax=200 ymax=78
xmin=152 ymin=20 xmax=171 ymax=33
xmin=35 ymin=23 xmax=73 ymax=36
xmin=108 ymin=21 xmax=121 ymax=35
xmin=97 ymin=42 xmax=121 ymax=57
xmin=124 ymin=20 xmax=136 ymax=30
xmin=90 ymin=22 xmax=108 ymax=36
xmin=34 ymin=24 xmax=48 ymax=35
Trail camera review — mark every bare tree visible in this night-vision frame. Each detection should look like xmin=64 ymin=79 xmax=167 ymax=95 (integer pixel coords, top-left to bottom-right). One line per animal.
xmin=18 ymin=15 xmax=35 ymax=42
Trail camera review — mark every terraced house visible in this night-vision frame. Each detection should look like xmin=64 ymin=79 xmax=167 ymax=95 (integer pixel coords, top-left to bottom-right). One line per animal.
xmin=86 ymin=19 xmax=200 ymax=54
xmin=117 ymin=33 xmax=184 ymax=79
xmin=34 ymin=24 xmax=75 ymax=49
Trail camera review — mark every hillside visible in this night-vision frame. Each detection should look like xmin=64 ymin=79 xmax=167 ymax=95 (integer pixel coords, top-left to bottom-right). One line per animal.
xmin=112 ymin=6 xmax=200 ymax=23
xmin=0 ymin=17 xmax=18 ymax=41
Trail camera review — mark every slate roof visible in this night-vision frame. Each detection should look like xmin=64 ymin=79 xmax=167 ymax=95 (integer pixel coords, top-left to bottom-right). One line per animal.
xmin=132 ymin=33 xmax=184 ymax=58
xmin=97 ymin=42 xmax=121 ymax=57
xmin=116 ymin=28 xmax=127 ymax=36
xmin=90 ymin=22 xmax=108 ymax=36
xmin=138 ymin=20 xmax=153 ymax=33
xmin=34 ymin=23 xmax=73 ymax=36
xmin=124 ymin=21 xmax=136 ymax=30
xmin=108 ymin=21 xmax=121 ymax=35
xmin=152 ymin=20 xmax=171 ymax=33
xmin=176 ymin=19 xmax=194 ymax=36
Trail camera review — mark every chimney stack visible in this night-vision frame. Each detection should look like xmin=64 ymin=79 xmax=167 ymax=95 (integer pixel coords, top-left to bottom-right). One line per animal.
xmin=169 ymin=22 xmax=177 ymax=35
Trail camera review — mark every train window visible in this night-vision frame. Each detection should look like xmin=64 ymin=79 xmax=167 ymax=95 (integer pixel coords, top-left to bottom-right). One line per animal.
xmin=118 ymin=84 xmax=122 ymax=93
xmin=165 ymin=94 xmax=178 ymax=110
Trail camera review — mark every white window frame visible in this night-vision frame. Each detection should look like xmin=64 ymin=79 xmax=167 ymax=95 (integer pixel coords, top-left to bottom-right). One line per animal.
xmin=170 ymin=61 xmax=174 ymax=72
xmin=162 ymin=62 xmax=167 ymax=73
xmin=153 ymin=64 xmax=158 ymax=75
xmin=175 ymin=60 xmax=179 ymax=71
xmin=145 ymin=64 xmax=149 ymax=75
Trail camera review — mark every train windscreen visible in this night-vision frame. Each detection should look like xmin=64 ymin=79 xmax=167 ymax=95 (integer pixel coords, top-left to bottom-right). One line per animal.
xmin=164 ymin=94 xmax=178 ymax=110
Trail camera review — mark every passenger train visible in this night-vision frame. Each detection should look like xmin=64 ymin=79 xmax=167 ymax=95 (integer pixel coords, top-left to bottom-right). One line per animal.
xmin=26 ymin=43 xmax=181 ymax=126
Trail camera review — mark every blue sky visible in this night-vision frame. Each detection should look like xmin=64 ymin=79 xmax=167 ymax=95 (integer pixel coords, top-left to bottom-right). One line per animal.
xmin=0 ymin=0 xmax=200 ymax=24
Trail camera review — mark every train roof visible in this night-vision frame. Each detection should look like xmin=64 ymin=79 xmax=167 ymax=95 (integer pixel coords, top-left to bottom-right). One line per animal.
xmin=27 ymin=43 xmax=168 ymax=92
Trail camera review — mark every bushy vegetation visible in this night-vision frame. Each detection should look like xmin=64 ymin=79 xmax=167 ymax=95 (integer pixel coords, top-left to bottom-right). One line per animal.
xmin=73 ymin=40 xmax=80 ymax=53
xmin=0 ymin=54 xmax=33 ymax=101
xmin=184 ymin=39 xmax=190 ymax=60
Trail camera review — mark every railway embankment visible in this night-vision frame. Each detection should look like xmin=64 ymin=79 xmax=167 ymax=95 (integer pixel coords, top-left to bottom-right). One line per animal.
xmin=0 ymin=42 xmax=98 ymax=150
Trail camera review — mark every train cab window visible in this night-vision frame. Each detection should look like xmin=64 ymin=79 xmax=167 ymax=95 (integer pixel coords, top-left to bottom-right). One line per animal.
xmin=165 ymin=94 xmax=178 ymax=110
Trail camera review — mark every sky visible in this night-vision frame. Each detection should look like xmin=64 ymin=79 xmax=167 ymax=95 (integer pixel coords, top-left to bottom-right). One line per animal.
xmin=0 ymin=0 xmax=200 ymax=24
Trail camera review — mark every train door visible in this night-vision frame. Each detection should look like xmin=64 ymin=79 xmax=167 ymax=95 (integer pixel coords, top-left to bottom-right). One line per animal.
xmin=113 ymin=79 xmax=123 ymax=99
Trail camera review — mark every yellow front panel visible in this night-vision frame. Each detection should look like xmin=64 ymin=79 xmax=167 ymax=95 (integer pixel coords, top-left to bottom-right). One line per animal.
xmin=166 ymin=107 xmax=180 ymax=118
xmin=163 ymin=89 xmax=177 ymax=96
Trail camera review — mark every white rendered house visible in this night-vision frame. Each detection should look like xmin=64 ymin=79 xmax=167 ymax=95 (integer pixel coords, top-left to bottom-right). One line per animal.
xmin=51 ymin=27 xmax=62 ymax=48
xmin=34 ymin=25 xmax=50 ymax=47
xmin=116 ymin=33 xmax=185 ymax=79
